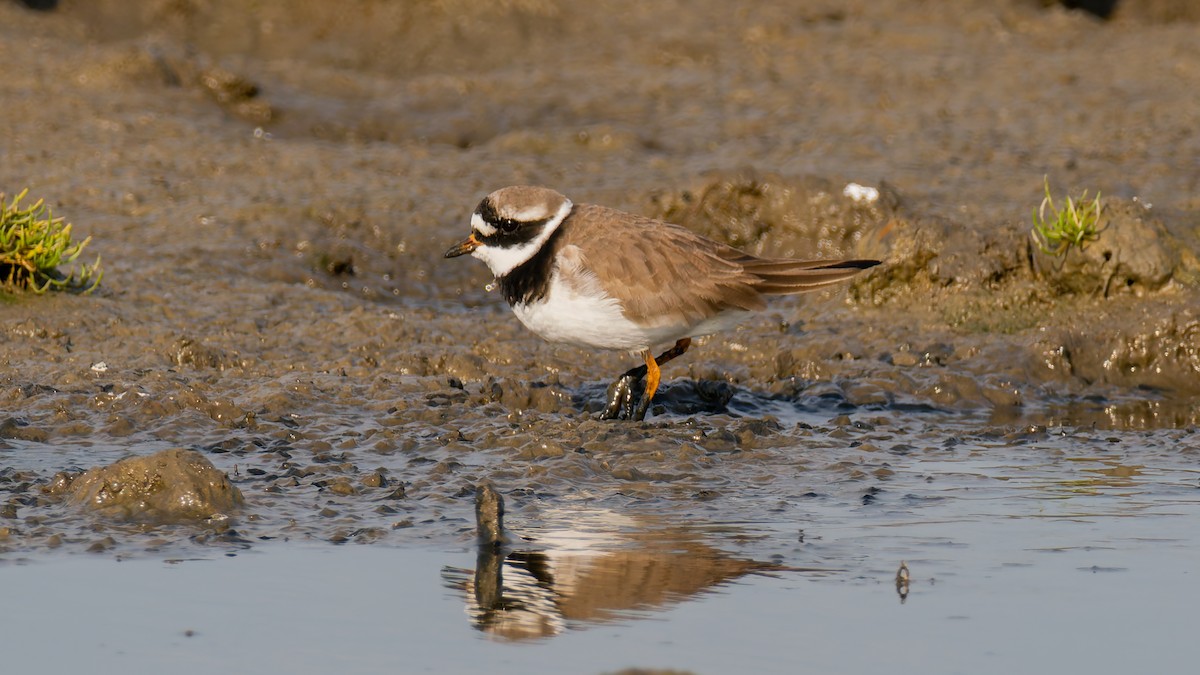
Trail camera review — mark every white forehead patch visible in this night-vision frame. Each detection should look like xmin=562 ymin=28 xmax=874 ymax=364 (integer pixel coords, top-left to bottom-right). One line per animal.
xmin=470 ymin=212 xmax=496 ymax=237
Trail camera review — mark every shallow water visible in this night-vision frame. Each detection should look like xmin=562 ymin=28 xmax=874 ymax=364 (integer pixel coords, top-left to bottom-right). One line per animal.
xmin=5 ymin=408 xmax=1200 ymax=672
xmin=4 ymin=452 xmax=1197 ymax=675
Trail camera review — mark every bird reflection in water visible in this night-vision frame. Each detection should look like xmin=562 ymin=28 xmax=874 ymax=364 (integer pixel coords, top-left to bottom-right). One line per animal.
xmin=442 ymin=482 xmax=787 ymax=641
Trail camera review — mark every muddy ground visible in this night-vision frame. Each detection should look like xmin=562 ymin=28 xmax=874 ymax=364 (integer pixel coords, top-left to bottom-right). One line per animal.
xmin=1 ymin=0 xmax=1198 ymax=558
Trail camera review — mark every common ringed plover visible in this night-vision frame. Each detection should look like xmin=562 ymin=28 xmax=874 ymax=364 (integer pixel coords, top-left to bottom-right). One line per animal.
xmin=445 ymin=186 xmax=880 ymax=421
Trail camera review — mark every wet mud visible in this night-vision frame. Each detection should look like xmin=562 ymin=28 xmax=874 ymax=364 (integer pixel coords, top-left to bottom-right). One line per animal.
xmin=1 ymin=0 xmax=1198 ymax=586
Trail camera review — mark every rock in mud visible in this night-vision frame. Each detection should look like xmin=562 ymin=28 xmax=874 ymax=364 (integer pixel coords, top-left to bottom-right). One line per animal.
xmin=643 ymin=169 xmax=897 ymax=261
xmin=69 ymin=448 xmax=243 ymax=522
xmin=855 ymin=211 xmax=1027 ymax=303
xmin=1031 ymin=199 xmax=1183 ymax=297
xmin=0 ymin=417 xmax=50 ymax=442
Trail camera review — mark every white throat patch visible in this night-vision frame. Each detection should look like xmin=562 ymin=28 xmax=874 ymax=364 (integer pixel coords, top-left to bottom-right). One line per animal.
xmin=471 ymin=198 xmax=573 ymax=277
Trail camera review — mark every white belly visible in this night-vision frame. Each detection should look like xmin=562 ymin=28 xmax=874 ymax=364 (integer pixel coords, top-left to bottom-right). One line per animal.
xmin=509 ymin=270 xmax=745 ymax=353
xmin=513 ymin=287 xmax=651 ymax=351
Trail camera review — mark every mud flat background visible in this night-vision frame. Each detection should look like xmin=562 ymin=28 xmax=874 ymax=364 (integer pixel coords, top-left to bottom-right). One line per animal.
xmin=1 ymin=1 xmax=1199 ymax=673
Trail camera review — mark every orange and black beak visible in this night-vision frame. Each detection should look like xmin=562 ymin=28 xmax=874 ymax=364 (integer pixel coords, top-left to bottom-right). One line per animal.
xmin=444 ymin=232 xmax=481 ymax=258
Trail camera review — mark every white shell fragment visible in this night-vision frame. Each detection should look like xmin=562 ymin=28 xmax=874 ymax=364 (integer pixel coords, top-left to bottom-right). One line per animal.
xmin=842 ymin=182 xmax=880 ymax=203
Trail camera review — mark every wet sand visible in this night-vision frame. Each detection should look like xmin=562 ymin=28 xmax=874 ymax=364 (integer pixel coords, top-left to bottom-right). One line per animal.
xmin=1 ymin=1 xmax=1199 ymax=671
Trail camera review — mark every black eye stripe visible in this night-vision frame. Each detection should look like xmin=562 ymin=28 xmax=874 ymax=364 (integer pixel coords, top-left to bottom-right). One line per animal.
xmin=480 ymin=214 xmax=552 ymax=232
xmin=473 ymin=199 xmax=557 ymax=246
xmin=476 ymin=218 xmax=553 ymax=247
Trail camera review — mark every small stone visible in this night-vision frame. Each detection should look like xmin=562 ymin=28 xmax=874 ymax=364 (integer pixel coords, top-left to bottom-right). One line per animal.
xmin=360 ymin=471 xmax=388 ymax=488
xmin=68 ymin=449 xmax=243 ymax=522
xmin=326 ymin=478 xmax=357 ymax=496
xmin=87 ymin=536 xmax=116 ymax=552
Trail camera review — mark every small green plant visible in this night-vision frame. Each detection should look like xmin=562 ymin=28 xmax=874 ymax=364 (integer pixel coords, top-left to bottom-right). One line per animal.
xmin=1031 ymin=176 xmax=1103 ymax=257
xmin=1 ymin=189 xmax=102 ymax=294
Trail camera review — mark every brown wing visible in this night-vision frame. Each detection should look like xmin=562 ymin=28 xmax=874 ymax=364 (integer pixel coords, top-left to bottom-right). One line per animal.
xmin=736 ymin=256 xmax=882 ymax=294
xmin=559 ymin=204 xmax=881 ymax=327
xmin=559 ymin=205 xmax=763 ymax=327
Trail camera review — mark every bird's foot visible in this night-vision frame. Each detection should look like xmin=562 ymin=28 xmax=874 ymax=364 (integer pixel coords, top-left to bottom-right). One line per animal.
xmin=600 ymin=366 xmax=649 ymax=421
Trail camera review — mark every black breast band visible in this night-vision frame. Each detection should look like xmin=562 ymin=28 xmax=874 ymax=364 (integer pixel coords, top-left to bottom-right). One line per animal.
xmin=498 ymin=224 xmax=565 ymax=307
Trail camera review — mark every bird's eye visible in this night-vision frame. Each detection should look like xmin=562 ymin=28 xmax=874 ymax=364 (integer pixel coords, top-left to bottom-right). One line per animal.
xmin=499 ymin=219 xmax=520 ymax=233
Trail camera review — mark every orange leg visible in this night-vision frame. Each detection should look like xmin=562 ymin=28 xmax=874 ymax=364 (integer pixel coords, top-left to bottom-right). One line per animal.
xmin=602 ymin=338 xmax=692 ymax=421
xmin=640 ymin=337 xmax=691 ymax=407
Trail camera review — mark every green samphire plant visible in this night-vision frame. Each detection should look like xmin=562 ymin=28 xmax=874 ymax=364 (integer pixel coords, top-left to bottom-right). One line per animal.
xmin=1031 ymin=176 xmax=1103 ymax=257
xmin=1 ymin=189 xmax=102 ymax=294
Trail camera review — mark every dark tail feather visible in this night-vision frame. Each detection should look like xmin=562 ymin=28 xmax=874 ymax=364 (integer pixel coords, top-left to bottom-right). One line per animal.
xmin=744 ymin=258 xmax=880 ymax=295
